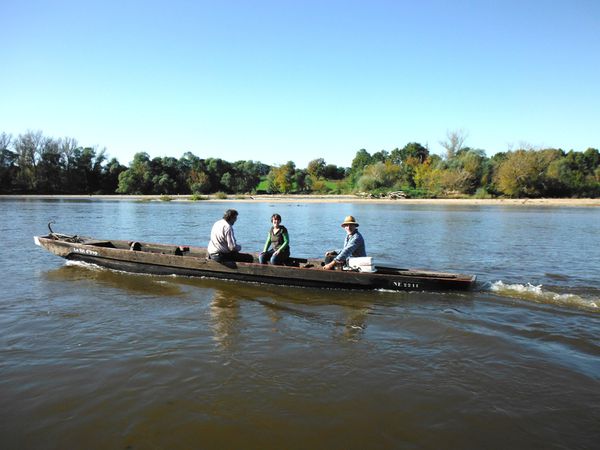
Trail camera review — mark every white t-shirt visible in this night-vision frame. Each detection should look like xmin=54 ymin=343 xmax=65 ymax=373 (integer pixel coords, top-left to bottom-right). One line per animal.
xmin=207 ymin=219 xmax=241 ymax=254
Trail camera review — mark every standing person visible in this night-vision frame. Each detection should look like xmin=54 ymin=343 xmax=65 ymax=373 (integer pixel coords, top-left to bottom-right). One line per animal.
xmin=207 ymin=209 xmax=252 ymax=263
xmin=259 ymin=213 xmax=290 ymax=265
xmin=323 ymin=215 xmax=366 ymax=270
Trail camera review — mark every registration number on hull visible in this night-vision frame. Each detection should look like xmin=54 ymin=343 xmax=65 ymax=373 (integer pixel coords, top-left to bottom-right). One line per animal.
xmin=73 ymin=247 xmax=99 ymax=256
xmin=393 ymin=281 xmax=420 ymax=289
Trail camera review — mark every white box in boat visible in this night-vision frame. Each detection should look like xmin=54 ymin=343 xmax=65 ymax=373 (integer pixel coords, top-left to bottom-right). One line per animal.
xmin=347 ymin=257 xmax=376 ymax=272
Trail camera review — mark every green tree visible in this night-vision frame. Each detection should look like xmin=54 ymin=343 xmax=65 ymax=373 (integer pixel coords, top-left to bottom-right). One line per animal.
xmin=307 ymin=158 xmax=326 ymax=178
xmin=100 ymin=158 xmax=126 ymax=193
xmin=205 ymin=158 xmax=232 ymax=192
xmin=0 ymin=133 xmax=16 ymax=193
xmin=36 ymin=142 xmax=63 ymax=194
xmin=294 ymin=169 xmax=308 ymax=192
xmin=148 ymin=156 xmax=181 ymax=194
xmin=13 ymin=130 xmax=46 ymax=192
xmin=58 ymin=137 xmax=80 ymax=192
xmin=230 ymin=160 xmax=263 ymax=193
xmin=220 ymin=172 xmax=233 ymax=192
xmin=545 ymin=149 xmax=600 ymax=197
xmin=390 ymin=143 xmax=429 ymax=165
xmin=323 ymin=164 xmax=346 ymax=180
xmin=583 ymin=148 xmax=600 ymax=172
xmin=350 ymin=149 xmax=372 ymax=173
xmin=63 ymin=147 xmax=105 ymax=194
xmin=371 ymin=150 xmax=389 ymax=163
xmin=117 ymin=152 xmax=153 ymax=194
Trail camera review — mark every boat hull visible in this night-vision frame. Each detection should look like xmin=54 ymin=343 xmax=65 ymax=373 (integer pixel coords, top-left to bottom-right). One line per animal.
xmin=34 ymin=234 xmax=476 ymax=291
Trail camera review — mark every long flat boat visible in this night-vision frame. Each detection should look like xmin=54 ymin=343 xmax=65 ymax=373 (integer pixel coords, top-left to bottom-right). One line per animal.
xmin=34 ymin=228 xmax=476 ymax=291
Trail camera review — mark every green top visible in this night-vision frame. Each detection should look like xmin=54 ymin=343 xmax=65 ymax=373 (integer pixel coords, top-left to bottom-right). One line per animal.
xmin=263 ymin=225 xmax=290 ymax=254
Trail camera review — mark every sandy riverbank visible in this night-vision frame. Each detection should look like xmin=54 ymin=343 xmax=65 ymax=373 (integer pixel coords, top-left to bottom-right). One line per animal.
xmin=2 ymin=194 xmax=600 ymax=206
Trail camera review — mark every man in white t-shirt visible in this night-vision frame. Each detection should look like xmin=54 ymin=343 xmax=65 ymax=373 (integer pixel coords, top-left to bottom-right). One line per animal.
xmin=207 ymin=209 xmax=253 ymax=263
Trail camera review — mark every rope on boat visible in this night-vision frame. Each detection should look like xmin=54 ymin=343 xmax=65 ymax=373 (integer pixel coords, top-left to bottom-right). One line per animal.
xmin=47 ymin=221 xmax=82 ymax=243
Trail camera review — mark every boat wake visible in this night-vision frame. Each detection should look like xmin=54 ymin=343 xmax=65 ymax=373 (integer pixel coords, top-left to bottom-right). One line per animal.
xmin=489 ymin=280 xmax=599 ymax=312
xmin=66 ymin=260 xmax=104 ymax=270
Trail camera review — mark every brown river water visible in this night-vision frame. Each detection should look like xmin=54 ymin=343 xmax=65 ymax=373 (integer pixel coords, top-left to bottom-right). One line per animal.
xmin=1 ymin=198 xmax=599 ymax=449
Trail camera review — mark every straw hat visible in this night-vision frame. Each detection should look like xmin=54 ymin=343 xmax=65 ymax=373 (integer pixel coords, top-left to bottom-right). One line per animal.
xmin=341 ymin=215 xmax=359 ymax=227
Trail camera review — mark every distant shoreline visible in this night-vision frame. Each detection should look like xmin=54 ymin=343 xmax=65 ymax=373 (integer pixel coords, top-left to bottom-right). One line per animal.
xmin=2 ymin=194 xmax=600 ymax=207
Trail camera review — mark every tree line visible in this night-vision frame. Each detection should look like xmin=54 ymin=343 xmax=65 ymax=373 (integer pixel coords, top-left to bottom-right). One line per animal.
xmin=1 ymin=130 xmax=599 ymax=198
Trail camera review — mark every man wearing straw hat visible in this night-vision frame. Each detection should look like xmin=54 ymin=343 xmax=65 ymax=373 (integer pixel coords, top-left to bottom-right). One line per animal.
xmin=323 ymin=215 xmax=366 ymax=270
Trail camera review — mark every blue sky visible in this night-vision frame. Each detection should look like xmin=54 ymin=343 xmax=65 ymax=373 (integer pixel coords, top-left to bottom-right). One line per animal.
xmin=2 ymin=0 xmax=599 ymax=168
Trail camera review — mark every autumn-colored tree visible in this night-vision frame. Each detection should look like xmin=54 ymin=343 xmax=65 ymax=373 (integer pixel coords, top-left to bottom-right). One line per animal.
xmin=267 ymin=161 xmax=296 ymax=193
xmin=356 ymin=161 xmax=402 ymax=191
xmin=188 ymin=170 xmax=211 ymax=194
xmin=308 ymin=176 xmax=327 ymax=193
xmin=493 ymin=150 xmax=551 ymax=197
xmin=445 ymin=148 xmax=487 ymax=194
xmin=414 ymin=157 xmax=443 ymax=194
xmin=438 ymin=169 xmax=473 ymax=194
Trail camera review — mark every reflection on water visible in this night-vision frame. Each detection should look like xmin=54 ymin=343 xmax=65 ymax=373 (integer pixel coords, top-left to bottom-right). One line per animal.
xmin=194 ymin=278 xmax=376 ymax=345
xmin=209 ymin=286 xmax=241 ymax=350
xmin=46 ymin=261 xmax=377 ymax=348
xmin=46 ymin=262 xmax=187 ymax=297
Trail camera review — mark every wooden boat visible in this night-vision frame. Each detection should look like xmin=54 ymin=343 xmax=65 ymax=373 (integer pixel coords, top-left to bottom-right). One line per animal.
xmin=34 ymin=226 xmax=476 ymax=291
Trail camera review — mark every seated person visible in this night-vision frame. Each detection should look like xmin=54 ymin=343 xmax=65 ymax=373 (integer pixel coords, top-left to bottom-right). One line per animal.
xmin=259 ymin=213 xmax=290 ymax=265
xmin=323 ymin=215 xmax=366 ymax=270
xmin=207 ymin=209 xmax=253 ymax=263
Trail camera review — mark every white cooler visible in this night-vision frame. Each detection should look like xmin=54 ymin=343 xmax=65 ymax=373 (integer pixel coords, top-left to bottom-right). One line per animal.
xmin=346 ymin=257 xmax=376 ymax=273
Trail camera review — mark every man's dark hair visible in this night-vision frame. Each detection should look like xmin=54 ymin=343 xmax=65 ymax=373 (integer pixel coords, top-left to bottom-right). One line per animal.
xmin=223 ymin=209 xmax=239 ymax=222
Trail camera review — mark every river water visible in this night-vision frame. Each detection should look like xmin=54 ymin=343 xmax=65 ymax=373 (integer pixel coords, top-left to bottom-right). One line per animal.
xmin=1 ymin=198 xmax=599 ymax=449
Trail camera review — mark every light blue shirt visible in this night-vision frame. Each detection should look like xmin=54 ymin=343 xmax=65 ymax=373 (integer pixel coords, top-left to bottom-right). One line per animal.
xmin=335 ymin=230 xmax=366 ymax=262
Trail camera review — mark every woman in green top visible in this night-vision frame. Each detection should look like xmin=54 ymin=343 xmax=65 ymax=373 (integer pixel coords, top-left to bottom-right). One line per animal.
xmin=259 ymin=213 xmax=290 ymax=265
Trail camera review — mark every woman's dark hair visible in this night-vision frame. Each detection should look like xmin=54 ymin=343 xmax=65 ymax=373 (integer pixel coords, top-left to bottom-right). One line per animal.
xmin=271 ymin=213 xmax=282 ymax=222
xmin=223 ymin=209 xmax=239 ymax=222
